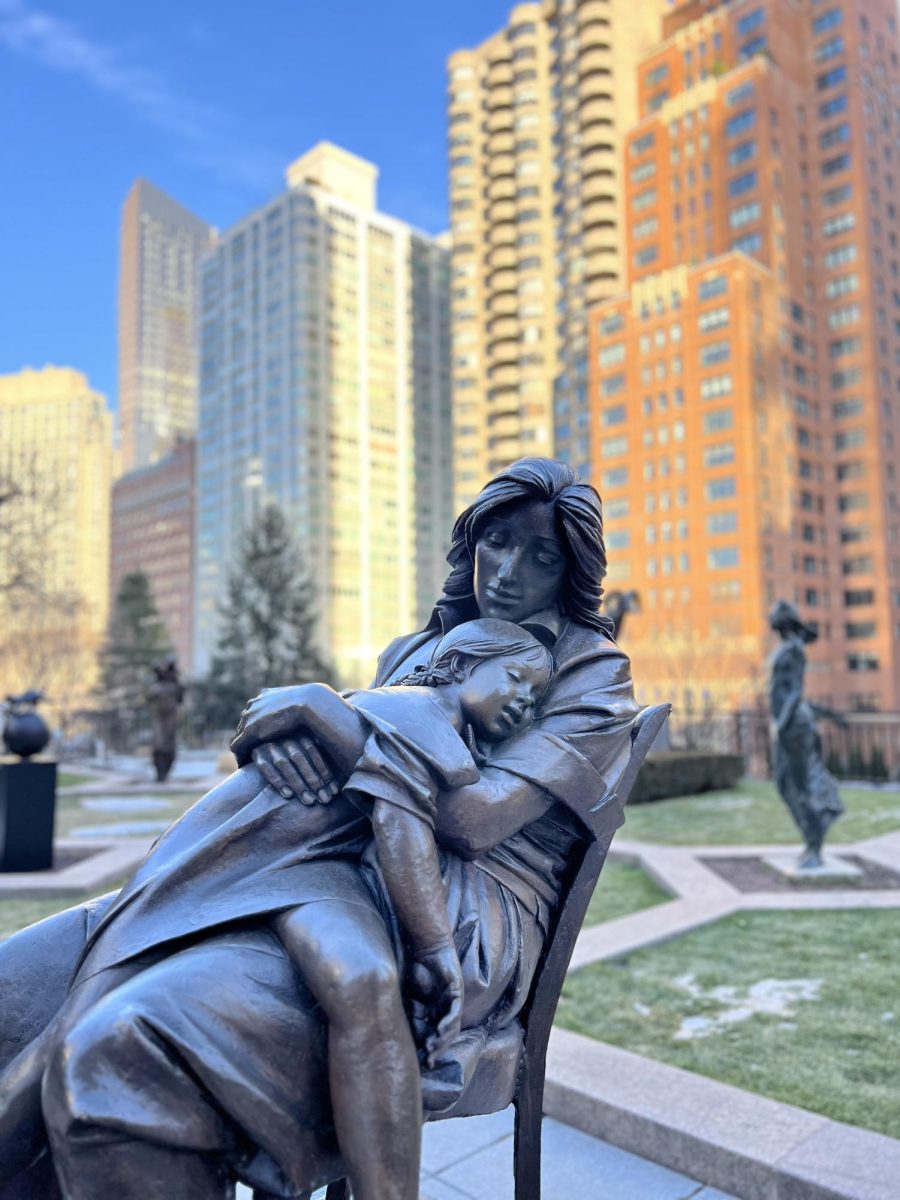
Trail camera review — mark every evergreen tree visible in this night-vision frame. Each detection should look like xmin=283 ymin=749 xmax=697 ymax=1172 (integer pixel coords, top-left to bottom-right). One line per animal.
xmin=202 ymin=504 xmax=332 ymax=730
xmin=98 ymin=572 xmax=172 ymax=748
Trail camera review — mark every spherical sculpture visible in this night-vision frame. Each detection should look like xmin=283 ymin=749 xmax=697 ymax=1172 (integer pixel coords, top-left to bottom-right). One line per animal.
xmin=2 ymin=691 xmax=51 ymax=760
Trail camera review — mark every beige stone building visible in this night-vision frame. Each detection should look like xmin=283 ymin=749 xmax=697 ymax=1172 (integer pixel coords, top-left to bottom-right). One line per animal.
xmin=118 ymin=180 xmax=215 ymax=473
xmin=194 ymin=144 xmax=453 ymax=687
xmin=448 ymin=0 xmax=663 ymax=507
xmin=0 ymin=366 xmax=113 ymax=712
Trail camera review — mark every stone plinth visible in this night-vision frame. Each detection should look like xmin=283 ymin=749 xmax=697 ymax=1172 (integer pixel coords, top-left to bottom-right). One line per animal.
xmin=761 ymin=853 xmax=863 ymax=885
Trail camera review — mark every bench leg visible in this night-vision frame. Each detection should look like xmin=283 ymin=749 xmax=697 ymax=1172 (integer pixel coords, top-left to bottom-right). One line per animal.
xmin=514 ymin=1080 xmax=543 ymax=1200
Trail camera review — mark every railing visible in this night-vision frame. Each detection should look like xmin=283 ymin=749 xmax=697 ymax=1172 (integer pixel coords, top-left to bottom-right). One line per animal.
xmin=664 ymin=707 xmax=900 ymax=782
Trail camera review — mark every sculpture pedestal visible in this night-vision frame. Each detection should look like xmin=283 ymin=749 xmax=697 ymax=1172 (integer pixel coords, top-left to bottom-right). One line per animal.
xmin=762 ymin=852 xmax=862 ymax=885
xmin=0 ymin=758 xmax=57 ymax=872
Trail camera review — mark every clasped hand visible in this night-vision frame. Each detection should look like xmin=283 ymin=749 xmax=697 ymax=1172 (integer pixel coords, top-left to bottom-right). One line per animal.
xmin=235 ymin=687 xmax=339 ymax=805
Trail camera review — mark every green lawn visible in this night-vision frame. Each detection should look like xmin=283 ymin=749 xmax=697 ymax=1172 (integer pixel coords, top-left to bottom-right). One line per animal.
xmin=556 ymin=909 xmax=900 ymax=1139
xmin=53 ymin=792 xmax=198 ymax=839
xmin=584 ymin=859 xmax=670 ymax=926
xmin=621 ymin=777 xmax=900 ymax=845
xmin=58 ymin=772 xmax=94 ymax=789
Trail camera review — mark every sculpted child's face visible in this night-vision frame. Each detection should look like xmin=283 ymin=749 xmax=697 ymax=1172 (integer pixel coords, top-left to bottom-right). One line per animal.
xmin=473 ymin=499 xmax=567 ymax=624
xmin=458 ymin=653 xmax=550 ymax=743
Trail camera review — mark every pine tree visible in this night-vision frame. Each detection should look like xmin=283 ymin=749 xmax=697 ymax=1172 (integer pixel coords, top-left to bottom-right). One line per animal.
xmin=98 ymin=572 xmax=172 ymax=748
xmin=202 ymin=504 xmax=332 ymax=730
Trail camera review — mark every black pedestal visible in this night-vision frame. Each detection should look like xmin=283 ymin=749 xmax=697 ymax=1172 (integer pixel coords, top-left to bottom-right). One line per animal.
xmin=0 ymin=758 xmax=57 ymax=872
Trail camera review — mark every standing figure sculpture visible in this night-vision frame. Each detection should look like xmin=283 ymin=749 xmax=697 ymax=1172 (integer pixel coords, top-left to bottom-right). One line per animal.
xmin=603 ymin=590 xmax=640 ymax=642
xmin=146 ymin=658 xmax=184 ymax=782
xmin=768 ymin=600 xmax=844 ymax=868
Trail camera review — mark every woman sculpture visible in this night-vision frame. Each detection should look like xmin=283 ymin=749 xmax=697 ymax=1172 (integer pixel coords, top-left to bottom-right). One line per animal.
xmin=0 ymin=457 xmax=638 ymax=1200
xmin=768 ymin=599 xmax=844 ymax=868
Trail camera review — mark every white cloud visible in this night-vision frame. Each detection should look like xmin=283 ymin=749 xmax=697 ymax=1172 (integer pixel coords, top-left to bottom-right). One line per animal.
xmin=0 ymin=0 xmax=279 ymax=190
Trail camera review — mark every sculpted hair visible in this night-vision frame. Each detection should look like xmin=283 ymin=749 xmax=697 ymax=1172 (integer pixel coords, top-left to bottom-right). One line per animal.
xmin=395 ymin=618 xmax=552 ymax=688
xmin=437 ymin=457 xmax=611 ymax=634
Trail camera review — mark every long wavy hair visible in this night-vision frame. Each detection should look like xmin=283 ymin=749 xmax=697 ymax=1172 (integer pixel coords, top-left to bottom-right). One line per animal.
xmin=436 ymin=458 xmax=611 ymax=635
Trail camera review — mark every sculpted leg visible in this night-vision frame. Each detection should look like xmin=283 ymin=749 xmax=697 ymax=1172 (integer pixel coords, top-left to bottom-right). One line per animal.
xmin=275 ymin=901 xmax=421 ymax=1200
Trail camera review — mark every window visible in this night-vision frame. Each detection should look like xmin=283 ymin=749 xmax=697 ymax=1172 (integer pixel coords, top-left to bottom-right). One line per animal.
xmin=726 ymin=81 xmax=756 ymax=109
xmin=740 ymin=36 xmax=767 ymax=58
xmin=725 ymin=109 xmax=757 ymax=138
xmin=842 ymin=555 xmax=873 ymax=574
xmin=732 ymin=232 xmax=763 ymax=254
xmin=819 ymin=123 xmax=851 ymax=150
xmin=700 ymin=373 xmax=733 ymax=400
xmin=815 ymin=35 xmax=845 ymax=63
xmin=601 ymin=373 xmax=626 ymax=396
xmin=819 ymin=93 xmax=849 ymax=119
xmin=601 ymin=466 xmax=629 ymax=488
xmin=822 ymin=182 xmax=852 ymax=207
xmin=813 ymin=8 xmax=842 ymax=35
xmin=822 ymin=211 xmax=855 ymax=237
xmin=633 ymin=245 xmax=660 ymax=267
xmin=645 ymin=62 xmax=670 ymax=87
xmin=844 ymin=589 xmax=875 ymax=606
xmin=599 ymin=312 xmax=624 ymax=336
xmin=817 ymin=65 xmax=847 ymax=90
xmin=831 ymin=366 xmax=861 ymax=389
xmin=847 ymin=653 xmax=879 ymax=671
xmin=631 ymin=160 xmax=657 ymax=183
xmin=631 ymin=131 xmax=656 ymax=156
xmin=703 ymin=407 xmax=735 ymax=433
xmin=727 ymin=140 xmax=757 ymax=167
xmin=737 ymin=8 xmax=765 ymax=37
xmin=700 ymin=340 xmax=731 ymax=366
xmin=729 ymin=200 xmax=761 ymax=228
xmin=708 ymin=545 xmax=740 ymax=568
xmin=728 ymin=170 xmax=758 ymax=196
xmin=829 ymin=335 xmax=861 ymax=358
xmin=834 ymin=427 xmax=865 ymax=449
xmin=698 ymin=306 xmax=730 ymax=332
xmin=606 ymin=530 xmax=631 ymax=550
xmin=705 ymin=476 xmax=736 ymax=500
xmin=601 ymin=404 xmax=627 ymax=426
xmin=698 ymin=274 xmax=728 ymax=300
xmin=838 ymin=492 xmax=867 ymax=511
xmin=598 ymin=342 xmax=626 ymax=367
xmin=632 ymin=188 xmax=658 ymax=211
xmin=825 ymin=272 xmax=858 ymax=298
xmin=707 ymin=510 xmax=738 ymax=534
xmin=833 ymin=395 xmax=863 ymax=418
xmin=821 ymin=153 xmax=851 ymax=177
xmin=606 ymin=498 xmax=630 ymax=519
xmin=703 ymin=442 xmax=736 ymax=467
xmin=633 ymin=216 xmax=660 ymax=239
xmin=824 ymin=242 xmax=856 ymax=268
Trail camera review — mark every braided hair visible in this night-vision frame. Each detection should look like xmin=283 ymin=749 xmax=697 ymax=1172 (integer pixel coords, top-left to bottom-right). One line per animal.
xmin=394 ymin=618 xmax=552 ymax=690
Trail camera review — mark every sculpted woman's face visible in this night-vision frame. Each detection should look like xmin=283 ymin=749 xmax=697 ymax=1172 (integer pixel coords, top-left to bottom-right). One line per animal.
xmin=473 ymin=499 xmax=567 ymax=624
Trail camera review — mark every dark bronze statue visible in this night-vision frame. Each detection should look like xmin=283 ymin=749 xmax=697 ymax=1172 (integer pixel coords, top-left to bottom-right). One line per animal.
xmin=146 ymin=658 xmax=184 ymax=782
xmin=768 ymin=600 xmax=845 ymax=869
xmin=0 ymin=458 xmax=638 ymax=1200
xmin=603 ymin=589 xmax=640 ymax=641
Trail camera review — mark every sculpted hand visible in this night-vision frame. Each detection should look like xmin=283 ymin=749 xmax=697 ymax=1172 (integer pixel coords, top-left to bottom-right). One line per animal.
xmin=253 ymin=737 xmax=339 ymax=805
xmin=409 ymin=943 xmax=463 ymax=1069
xmin=232 ymin=685 xmax=315 ymax=755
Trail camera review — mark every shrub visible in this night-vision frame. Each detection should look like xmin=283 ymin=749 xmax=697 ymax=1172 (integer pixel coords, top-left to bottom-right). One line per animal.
xmin=628 ymin=751 xmax=745 ymax=804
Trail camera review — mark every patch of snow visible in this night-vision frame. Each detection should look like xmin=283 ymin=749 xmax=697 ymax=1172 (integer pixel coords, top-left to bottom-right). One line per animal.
xmin=672 ymin=974 xmax=823 ymax=1041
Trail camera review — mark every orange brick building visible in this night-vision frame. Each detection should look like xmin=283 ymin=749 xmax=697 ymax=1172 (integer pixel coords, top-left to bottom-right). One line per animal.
xmin=588 ymin=0 xmax=900 ymax=711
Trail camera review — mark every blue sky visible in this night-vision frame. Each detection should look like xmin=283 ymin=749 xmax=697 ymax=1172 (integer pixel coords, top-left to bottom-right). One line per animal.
xmin=0 ymin=0 xmax=511 ymax=407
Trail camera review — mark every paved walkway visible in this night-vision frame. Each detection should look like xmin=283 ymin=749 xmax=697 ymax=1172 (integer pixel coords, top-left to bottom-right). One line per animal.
xmin=236 ymin=1109 xmax=737 ymax=1199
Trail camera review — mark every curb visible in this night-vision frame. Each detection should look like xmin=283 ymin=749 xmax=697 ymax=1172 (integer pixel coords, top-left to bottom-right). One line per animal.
xmin=545 ymin=1029 xmax=900 ymax=1200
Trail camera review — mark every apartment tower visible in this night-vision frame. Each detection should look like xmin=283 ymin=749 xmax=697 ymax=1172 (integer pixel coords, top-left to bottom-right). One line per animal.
xmin=194 ymin=144 xmax=453 ymax=686
xmin=119 ymin=180 xmax=215 ymax=471
xmin=448 ymin=0 xmax=663 ymax=509
xmin=589 ymin=0 xmax=900 ymax=710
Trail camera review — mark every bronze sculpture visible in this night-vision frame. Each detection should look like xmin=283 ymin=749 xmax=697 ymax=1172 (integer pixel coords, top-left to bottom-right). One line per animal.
xmin=0 ymin=458 xmax=638 ymax=1200
xmin=768 ymin=600 xmax=845 ymax=869
xmin=145 ymin=657 xmax=184 ymax=782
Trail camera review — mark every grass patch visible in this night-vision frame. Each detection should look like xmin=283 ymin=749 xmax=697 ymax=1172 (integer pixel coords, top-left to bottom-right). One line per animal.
xmin=585 ymin=859 xmax=670 ymax=926
xmin=556 ymin=910 xmax=900 ymax=1139
xmin=622 ymin=777 xmax=900 ymax=845
xmin=52 ymin=792 xmax=198 ymax=839
xmin=58 ymin=772 xmax=93 ymax=789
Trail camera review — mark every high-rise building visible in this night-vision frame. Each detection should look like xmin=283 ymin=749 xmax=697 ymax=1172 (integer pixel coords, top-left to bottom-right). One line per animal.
xmin=118 ymin=180 xmax=215 ymax=472
xmin=0 ymin=366 xmax=113 ymax=704
xmin=589 ymin=0 xmax=900 ymax=711
xmin=194 ymin=143 xmax=453 ymax=686
xmin=110 ymin=440 xmax=196 ymax=669
xmin=447 ymin=0 xmax=664 ymax=509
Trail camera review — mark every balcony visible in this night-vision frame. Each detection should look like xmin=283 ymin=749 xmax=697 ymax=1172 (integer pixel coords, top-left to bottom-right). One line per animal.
xmin=578 ymin=46 xmax=613 ymax=81
xmin=579 ymin=74 xmax=613 ymax=105
xmin=486 ymin=315 xmax=519 ymax=345
xmin=486 ymin=107 xmax=514 ymax=134
xmin=577 ymin=0 xmax=612 ymax=29
xmin=581 ymin=118 xmax=615 ymax=149
xmin=489 ymin=197 xmax=517 ymax=224
xmin=584 ymin=222 xmax=617 ymax=254
xmin=488 ymin=334 xmax=520 ymax=363
xmin=488 ymin=364 xmax=520 ymax=390
xmin=487 ymin=245 xmax=517 ymax=273
xmin=486 ymin=85 xmax=513 ymax=113
xmin=488 ymin=129 xmax=515 ymax=156
xmin=488 ymin=220 xmax=516 ymax=248
xmin=487 ymin=266 xmax=518 ymax=295
xmin=487 ymin=59 xmax=513 ymax=88
xmin=487 ymin=176 xmax=516 ymax=201
xmin=586 ymin=272 xmax=619 ymax=305
xmin=582 ymin=145 xmax=616 ymax=177
xmin=488 ymin=292 xmax=518 ymax=318
xmin=582 ymin=175 xmax=615 ymax=203
xmin=578 ymin=20 xmax=611 ymax=51
xmin=579 ymin=97 xmax=613 ymax=128
xmin=488 ymin=152 xmax=516 ymax=180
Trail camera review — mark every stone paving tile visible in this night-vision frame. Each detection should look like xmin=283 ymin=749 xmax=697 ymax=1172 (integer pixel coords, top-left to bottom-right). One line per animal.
xmin=422 ymin=1108 xmax=514 ymax=1173
xmin=435 ymin=1116 xmax=728 ymax=1200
